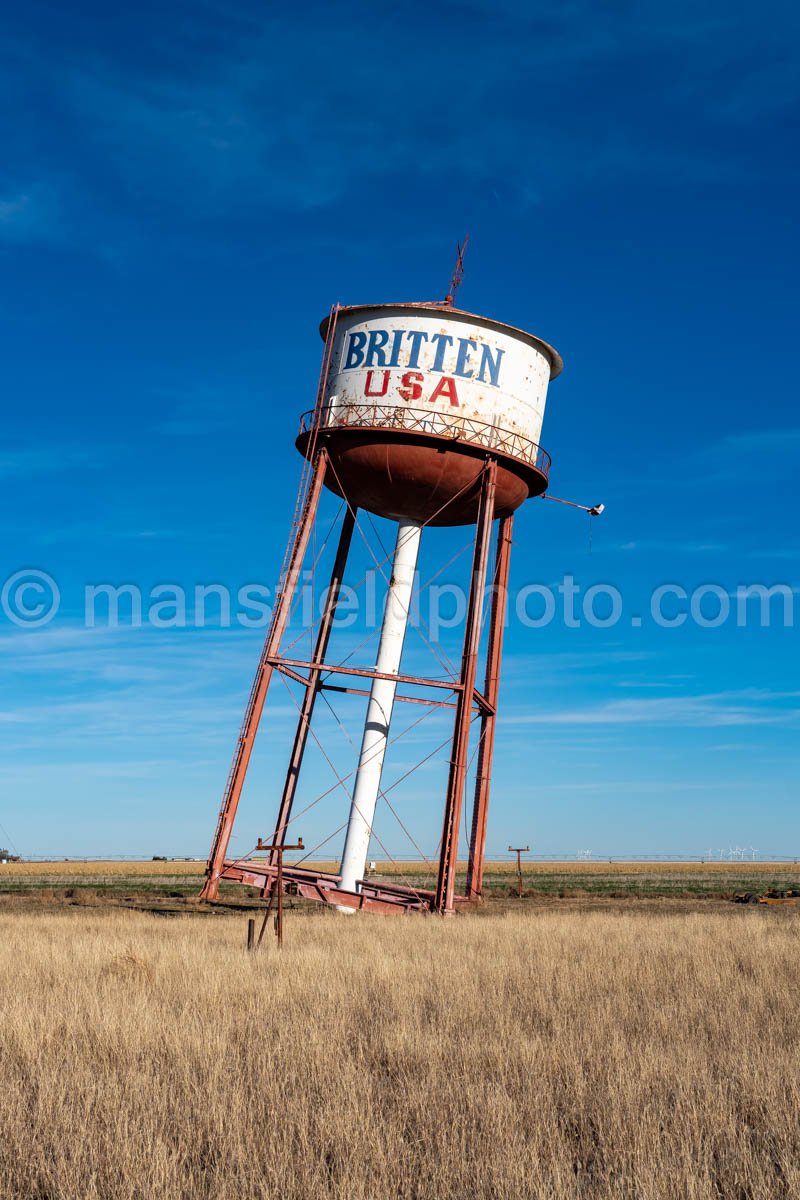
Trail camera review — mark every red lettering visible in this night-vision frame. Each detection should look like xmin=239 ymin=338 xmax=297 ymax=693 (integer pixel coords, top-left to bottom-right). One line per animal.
xmin=364 ymin=369 xmax=390 ymax=398
xmin=428 ymin=376 xmax=460 ymax=406
xmin=398 ymin=370 xmax=423 ymax=402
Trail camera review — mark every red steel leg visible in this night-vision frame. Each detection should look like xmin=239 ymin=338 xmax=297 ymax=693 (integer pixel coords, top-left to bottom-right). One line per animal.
xmin=200 ymin=451 xmax=329 ymax=900
xmin=465 ymin=515 xmax=513 ymax=901
xmin=434 ymin=460 xmax=497 ymax=914
xmin=268 ymin=506 xmax=356 ymax=868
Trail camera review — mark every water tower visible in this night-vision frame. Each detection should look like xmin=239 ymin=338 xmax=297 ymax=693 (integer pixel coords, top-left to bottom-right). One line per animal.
xmin=200 ymin=266 xmax=564 ymax=914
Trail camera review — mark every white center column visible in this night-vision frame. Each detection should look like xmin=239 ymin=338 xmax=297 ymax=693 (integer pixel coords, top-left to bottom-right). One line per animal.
xmin=337 ymin=518 xmax=421 ymax=897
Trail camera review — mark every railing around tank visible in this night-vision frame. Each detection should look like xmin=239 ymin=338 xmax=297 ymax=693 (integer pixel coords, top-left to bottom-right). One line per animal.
xmin=298 ymin=404 xmax=551 ymax=479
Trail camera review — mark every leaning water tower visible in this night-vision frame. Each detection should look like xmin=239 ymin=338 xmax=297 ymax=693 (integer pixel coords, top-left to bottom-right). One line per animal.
xmin=201 ymin=257 xmax=564 ymax=914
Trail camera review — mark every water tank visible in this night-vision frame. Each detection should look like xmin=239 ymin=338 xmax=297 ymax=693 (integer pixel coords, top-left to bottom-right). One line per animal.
xmin=296 ymin=302 xmax=562 ymax=527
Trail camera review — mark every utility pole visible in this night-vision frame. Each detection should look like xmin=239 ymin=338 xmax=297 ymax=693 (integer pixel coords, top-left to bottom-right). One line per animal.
xmin=255 ymin=836 xmax=304 ymax=948
xmin=508 ymin=845 xmax=529 ymax=898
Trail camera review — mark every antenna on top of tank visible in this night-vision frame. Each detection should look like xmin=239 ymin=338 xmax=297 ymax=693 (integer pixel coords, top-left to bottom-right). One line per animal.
xmin=443 ymin=235 xmax=469 ymax=307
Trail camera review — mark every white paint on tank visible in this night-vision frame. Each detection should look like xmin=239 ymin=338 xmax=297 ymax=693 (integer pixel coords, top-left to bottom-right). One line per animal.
xmin=320 ymin=304 xmax=560 ymax=453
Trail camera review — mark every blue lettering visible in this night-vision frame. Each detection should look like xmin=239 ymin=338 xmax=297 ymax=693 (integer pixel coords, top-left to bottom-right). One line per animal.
xmin=477 ymin=344 xmax=505 ymax=387
xmin=388 ymin=328 xmax=404 ymax=367
xmin=430 ymin=333 xmax=453 ymax=374
xmin=454 ymin=338 xmax=477 ymax=379
xmin=344 ymin=331 xmax=367 ymax=370
xmin=405 ymin=330 xmax=429 ymax=369
xmin=365 ymin=329 xmax=389 ymax=367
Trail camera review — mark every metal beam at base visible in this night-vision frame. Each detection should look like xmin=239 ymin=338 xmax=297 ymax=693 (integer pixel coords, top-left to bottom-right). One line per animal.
xmin=212 ymin=859 xmax=450 ymax=915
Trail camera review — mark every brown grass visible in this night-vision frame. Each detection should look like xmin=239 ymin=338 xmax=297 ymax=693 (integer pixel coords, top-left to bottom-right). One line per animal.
xmin=1 ymin=906 xmax=799 ymax=1199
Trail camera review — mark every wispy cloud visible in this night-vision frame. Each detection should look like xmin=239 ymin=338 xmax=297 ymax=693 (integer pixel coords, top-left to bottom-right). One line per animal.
xmin=0 ymin=633 xmax=283 ymax=750
xmin=152 ymin=395 xmax=232 ymax=438
xmin=1 ymin=0 xmax=797 ymax=252
xmin=716 ymin=429 xmax=800 ymax=454
xmin=0 ymin=182 xmax=61 ymax=244
xmin=697 ymin=428 xmax=800 ymax=484
xmin=748 ymin=545 xmax=800 ymax=561
xmin=0 ymin=445 xmax=101 ymax=479
xmin=610 ymin=540 xmax=728 ymax=554
xmin=505 ymin=689 xmax=800 ymax=728
xmin=0 ymin=191 xmax=31 ymax=225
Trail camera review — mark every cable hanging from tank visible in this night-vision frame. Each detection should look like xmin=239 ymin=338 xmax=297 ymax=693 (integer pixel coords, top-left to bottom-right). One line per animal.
xmin=319 ymin=687 xmax=438 ymax=869
xmin=271 ymin=676 xmax=442 ymax=841
xmin=274 ymin=688 xmax=452 ymax=900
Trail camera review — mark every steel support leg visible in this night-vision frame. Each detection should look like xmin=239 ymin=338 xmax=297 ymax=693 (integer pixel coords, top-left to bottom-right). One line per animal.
xmin=200 ymin=451 xmax=329 ymax=900
xmin=268 ymin=506 xmax=356 ymax=868
xmin=434 ymin=461 xmax=497 ymax=914
xmin=465 ymin=514 xmax=513 ymax=901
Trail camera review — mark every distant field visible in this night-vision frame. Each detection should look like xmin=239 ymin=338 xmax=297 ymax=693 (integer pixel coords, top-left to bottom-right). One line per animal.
xmin=1 ymin=905 xmax=798 ymax=1199
xmin=4 ymin=858 xmax=798 ymax=877
xmin=0 ymin=859 xmax=206 ymax=877
xmin=2 ymin=858 xmax=799 ymax=907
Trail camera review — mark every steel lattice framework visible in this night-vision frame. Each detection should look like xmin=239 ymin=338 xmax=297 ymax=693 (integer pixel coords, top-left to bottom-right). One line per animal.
xmin=200 ymin=304 xmax=539 ymax=915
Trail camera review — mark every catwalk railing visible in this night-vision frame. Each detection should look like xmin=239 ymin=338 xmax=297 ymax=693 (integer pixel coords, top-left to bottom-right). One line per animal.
xmin=298 ymin=404 xmax=551 ymax=478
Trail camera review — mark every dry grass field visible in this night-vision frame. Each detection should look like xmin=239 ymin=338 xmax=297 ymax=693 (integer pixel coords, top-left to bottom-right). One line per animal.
xmin=1 ymin=905 xmax=799 ymax=1199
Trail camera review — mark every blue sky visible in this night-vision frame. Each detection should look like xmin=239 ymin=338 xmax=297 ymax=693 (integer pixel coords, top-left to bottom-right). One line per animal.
xmin=1 ymin=0 xmax=798 ymax=860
